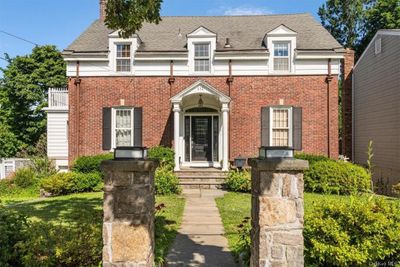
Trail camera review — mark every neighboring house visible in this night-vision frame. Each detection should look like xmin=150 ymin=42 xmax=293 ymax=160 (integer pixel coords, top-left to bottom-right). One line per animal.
xmin=0 ymin=158 xmax=31 ymax=179
xmin=352 ymin=29 xmax=400 ymax=193
xmin=45 ymin=1 xmax=353 ymax=171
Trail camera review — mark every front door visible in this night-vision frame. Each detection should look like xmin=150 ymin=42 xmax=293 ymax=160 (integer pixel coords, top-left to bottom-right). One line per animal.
xmin=191 ymin=116 xmax=212 ymax=161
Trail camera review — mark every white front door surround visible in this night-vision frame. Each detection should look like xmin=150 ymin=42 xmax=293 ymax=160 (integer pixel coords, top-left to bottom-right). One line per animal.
xmin=171 ymin=80 xmax=231 ymax=171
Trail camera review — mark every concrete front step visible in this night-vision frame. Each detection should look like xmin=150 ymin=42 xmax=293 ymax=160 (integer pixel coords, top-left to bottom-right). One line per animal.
xmin=176 ymin=168 xmax=228 ymax=189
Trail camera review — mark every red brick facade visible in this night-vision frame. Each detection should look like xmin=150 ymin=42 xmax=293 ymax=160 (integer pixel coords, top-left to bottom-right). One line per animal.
xmin=68 ymin=75 xmax=339 ymax=164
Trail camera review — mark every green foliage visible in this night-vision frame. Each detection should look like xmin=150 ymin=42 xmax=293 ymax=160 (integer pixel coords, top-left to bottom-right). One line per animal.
xmin=393 ymin=182 xmax=400 ymax=196
xmin=72 ymin=153 xmax=113 ymax=173
xmin=235 ymin=217 xmax=251 ymax=266
xmin=30 ymin=156 xmax=57 ymax=179
xmin=295 ymin=152 xmax=332 ymax=165
xmin=16 ymin=212 xmax=102 ymax=267
xmin=148 ymin=146 xmax=175 ymax=170
xmin=0 ymin=205 xmax=28 ymax=267
xmin=304 ymin=196 xmax=400 ymax=266
xmin=0 ymin=122 xmax=21 ymax=157
xmin=225 ymin=169 xmax=251 ymax=193
xmin=366 ymin=140 xmax=374 ymax=176
xmin=319 ymin=0 xmax=400 ymax=57
xmin=13 ymin=167 xmax=37 ymax=188
xmin=105 ymin=0 xmax=162 ymax=38
xmin=0 ymin=45 xmax=67 ymax=154
xmin=305 ymin=160 xmax=371 ymax=194
xmin=41 ymin=172 xmax=103 ymax=196
xmin=155 ymin=166 xmax=181 ymax=195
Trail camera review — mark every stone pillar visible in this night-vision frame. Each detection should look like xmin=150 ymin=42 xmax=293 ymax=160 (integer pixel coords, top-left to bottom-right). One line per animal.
xmin=173 ymin=103 xmax=181 ymax=171
xmin=248 ymin=158 xmax=308 ymax=267
xmin=100 ymin=159 xmax=158 ymax=267
xmin=222 ymin=103 xmax=229 ymax=171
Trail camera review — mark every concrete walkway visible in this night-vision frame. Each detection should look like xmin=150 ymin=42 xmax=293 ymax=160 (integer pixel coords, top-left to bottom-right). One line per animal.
xmin=166 ymin=189 xmax=237 ymax=267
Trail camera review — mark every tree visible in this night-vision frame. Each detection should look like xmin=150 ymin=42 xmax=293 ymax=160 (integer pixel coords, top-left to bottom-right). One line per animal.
xmin=0 ymin=45 xmax=66 ymax=156
xmin=319 ymin=0 xmax=400 ymax=57
xmin=0 ymin=122 xmax=21 ymax=157
xmin=105 ymin=0 xmax=163 ymax=38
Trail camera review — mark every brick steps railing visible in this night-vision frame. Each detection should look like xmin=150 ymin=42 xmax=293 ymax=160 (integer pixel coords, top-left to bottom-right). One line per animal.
xmin=175 ymin=168 xmax=228 ymax=189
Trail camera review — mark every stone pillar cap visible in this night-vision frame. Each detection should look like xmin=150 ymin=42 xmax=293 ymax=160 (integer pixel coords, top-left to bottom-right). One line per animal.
xmin=100 ymin=159 xmax=159 ymax=172
xmin=248 ymin=158 xmax=309 ymax=171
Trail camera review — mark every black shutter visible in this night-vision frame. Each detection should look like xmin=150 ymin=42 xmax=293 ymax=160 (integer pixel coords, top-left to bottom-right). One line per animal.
xmin=134 ymin=107 xmax=143 ymax=146
xmin=102 ymin=107 xmax=112 ymax=150
xmin=293 ymin=107 xmax=302 ymax=150
xmin=261 ymin=107 xmax=270 ymax=146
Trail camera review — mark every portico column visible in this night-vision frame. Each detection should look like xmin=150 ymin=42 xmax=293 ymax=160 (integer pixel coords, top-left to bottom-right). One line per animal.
xmin=173 ymin=103 xmax=181 ymax=171
xmin=222 ymin=103 xmax=229 ymax=171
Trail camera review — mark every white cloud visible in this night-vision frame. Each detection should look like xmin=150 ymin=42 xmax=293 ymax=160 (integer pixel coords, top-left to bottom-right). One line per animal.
xmin=223 ymin=6 xmax=273 ymax=16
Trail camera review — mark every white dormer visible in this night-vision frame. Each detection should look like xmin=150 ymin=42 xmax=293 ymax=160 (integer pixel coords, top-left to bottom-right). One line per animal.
xmin=108 ymin=31 xmax=141 ymax=74
xmin=187 ymin=26 xmax=217 ymax=75
xmin=266 ymin=24 xmax=297 ymax=74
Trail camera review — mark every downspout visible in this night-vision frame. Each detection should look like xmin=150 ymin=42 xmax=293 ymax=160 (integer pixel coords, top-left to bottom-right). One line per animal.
xmin=74 ymin=61 xmax=82 ymax=158
xmin=227 ymin=59 xmax=233 ymax=162
xmin=168 ymin=60 xmax=176 ymax=148
xmin=326 ymin=58 xmax=333 ymax=158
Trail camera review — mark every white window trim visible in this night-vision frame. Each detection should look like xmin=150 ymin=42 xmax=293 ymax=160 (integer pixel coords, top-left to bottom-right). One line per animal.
xmin=115 ymin=43 xmax=133 ymax=73
xmin=193 ymin=42 xmax=211 ymax=73
xmin=269 ymin=107 xmax=293 ymax=147
xmin=272 ymin=41 xmax=291 ymax=73
xmin=111 ymin=107 xmax=135 ymax=149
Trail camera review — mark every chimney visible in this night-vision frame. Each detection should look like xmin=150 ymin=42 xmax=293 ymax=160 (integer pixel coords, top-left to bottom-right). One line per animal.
xmin=341 ymin=48 xmax=355 ymax=159
xmin=100 ymin=0 xmax=107 ymax=22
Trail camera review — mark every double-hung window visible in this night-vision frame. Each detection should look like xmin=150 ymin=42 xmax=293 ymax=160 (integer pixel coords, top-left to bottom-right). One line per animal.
xmin=114 ymin=108 xmax=134 ymax=147
xmin=271 ymin=107 xmax=292 ymax=147
xmin=194 ymin=43 xmax=210 ymax=72
xmin=116 ymin=44 xmax=131 ymax=72
xmin=273 ymin=42 xmax=290 ymax=72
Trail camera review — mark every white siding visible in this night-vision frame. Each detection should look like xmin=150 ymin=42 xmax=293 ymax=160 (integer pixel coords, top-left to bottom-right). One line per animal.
xmin=66 ymin=58 xmax=340 ymax=77
xmin=47 ymin=112 xmax=68 ymax=159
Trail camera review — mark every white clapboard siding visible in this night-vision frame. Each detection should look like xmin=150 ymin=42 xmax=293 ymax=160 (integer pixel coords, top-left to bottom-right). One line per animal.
xmin=47 ymin=112 xmax=68 ymax=158
xmin=66 ymin=58 xmax=340 ymax=76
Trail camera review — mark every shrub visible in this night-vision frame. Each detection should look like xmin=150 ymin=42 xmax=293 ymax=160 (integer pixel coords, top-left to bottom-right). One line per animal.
xmin=304 ymin=160 xmax=371 ymax=195
xmin=41 ymin=172 xmax=102 ymax=195
xmin=304 ymin=197 xmax=400 ymax=266
xmin=235 ymin=217 xmax=251 ymax=266
xmin=13 ymin=167 xmax=37 ymax=188
xmin=393 ymin=182 xmax=400 ymax=196
xmin=148 ymin=146 xmax=175 ymax=170
xmin=155 ymin=166 xmax=181 ymax=195
xmin=30 ymin=156 xmax=57 ymax=179
xmin=0 ymin=205 xmax=28 ymax=267
xmin=72 ymin=153 xmax=113 ymax=173
xmin=16 ymin=210 xmax=102 ymax=267
xmin=295 ymin=153 xmax=332 ymax=164
xmin=226 ymin=169 xmax=251 ymax=193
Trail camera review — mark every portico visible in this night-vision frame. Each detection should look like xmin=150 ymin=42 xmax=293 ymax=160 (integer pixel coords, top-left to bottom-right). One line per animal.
xmin=171 ymin=81 xmax=231 ymax=171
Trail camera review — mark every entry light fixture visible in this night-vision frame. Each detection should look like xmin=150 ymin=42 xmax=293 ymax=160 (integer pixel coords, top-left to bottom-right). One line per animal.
xmin=198 ymin=94 xmax=204 ymax=107
xmin=234 ymin=155 xmax=247 ymax=169
xmin=259 ymin=146 xmax=294 ymax=159
xmin=114 ymin=146 xmax=148 ymax=160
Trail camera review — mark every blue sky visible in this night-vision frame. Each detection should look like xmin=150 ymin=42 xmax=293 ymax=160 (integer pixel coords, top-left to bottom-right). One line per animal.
xmin=0 ymin=0 xmax=326 ymax=71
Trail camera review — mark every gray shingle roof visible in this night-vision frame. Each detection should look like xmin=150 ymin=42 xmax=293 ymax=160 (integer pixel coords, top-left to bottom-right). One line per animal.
xmin=64 ymin=13 xmax=342 ymax=53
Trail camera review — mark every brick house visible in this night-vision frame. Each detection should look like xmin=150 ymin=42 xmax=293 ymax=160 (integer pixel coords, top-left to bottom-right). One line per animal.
xmin=45 ymin=1 xmax=352 ymax=172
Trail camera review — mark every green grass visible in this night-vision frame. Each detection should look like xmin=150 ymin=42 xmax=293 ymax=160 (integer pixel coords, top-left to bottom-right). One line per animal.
xmin=215 ymin=192 xmax=400 ymax=260
xmin=6 ymin=192 xmax=185 ymax=265
xmin=0 ymin=183 xmax=41 ymax=205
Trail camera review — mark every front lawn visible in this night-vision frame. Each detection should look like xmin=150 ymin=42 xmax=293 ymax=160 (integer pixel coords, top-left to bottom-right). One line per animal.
xmin=215 ymin=192 xmax=400 ymax=263
xmin=6 ymin=192 xmax=185 ymax=266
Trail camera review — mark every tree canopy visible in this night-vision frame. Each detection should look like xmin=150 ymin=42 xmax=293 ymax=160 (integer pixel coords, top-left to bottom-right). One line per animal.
xmin=0 ymin=45 xmax=66 ymax=157
xmin=105 ymin=0 xmax=163 ymax=38
xmin=319 ymin=0 xmax=400 ymax=57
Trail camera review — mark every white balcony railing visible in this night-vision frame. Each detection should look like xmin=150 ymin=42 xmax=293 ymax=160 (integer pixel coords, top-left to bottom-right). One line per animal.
xmin=48 ymin=88 xmax=68 ymax=108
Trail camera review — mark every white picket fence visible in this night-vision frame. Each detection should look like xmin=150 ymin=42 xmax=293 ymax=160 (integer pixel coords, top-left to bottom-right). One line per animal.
xmin=0 ymin=158 xmax=31 ymax=179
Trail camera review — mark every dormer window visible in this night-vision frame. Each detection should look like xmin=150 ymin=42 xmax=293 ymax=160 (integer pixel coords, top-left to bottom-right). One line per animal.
xmin=273 ymin=42 xmax=290 ymax=72
xmin=116 ymin=44 xmax=131 ymax=72
xmin=194 ymin=43 xmax=210 ymax=72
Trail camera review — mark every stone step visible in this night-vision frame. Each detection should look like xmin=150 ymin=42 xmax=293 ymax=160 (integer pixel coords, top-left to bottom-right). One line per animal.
xmin=179 ymin=182 xmax=226 ymax=189
xmin=178 ymin=177 xmax=226 ymax=183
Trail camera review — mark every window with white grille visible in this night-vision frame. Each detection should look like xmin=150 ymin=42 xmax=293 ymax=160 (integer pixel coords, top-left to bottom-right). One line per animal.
xmin=116 ymin=44 xmax=131 ymax=72
xmin=114 ymin=108 xmax=134 ymax=147
xmin=273 ymin=42 xmax=290 ymax=72
xmin=194 ymin=43 xmax=210 ymax=72
xmin=271 ymin=108 xmax=292 ymax=146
